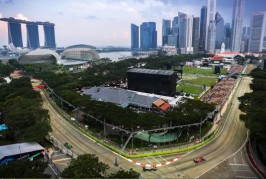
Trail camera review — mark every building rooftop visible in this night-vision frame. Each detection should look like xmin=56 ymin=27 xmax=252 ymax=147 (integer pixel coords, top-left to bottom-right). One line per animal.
xmin=0 ymin=142 xmax=44 ymax=160
xmin=127 ymin=68 xmax=176 ymax=76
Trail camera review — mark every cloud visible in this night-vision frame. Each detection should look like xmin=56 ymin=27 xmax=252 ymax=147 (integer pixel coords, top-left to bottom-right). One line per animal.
xmin=0 ymin=0 xmax=13 ymax=4
xmin=58 ymin=12 xmax=64 ymax=15
xmin=0 ymin=13 xmax=2 ymax=18
xmin=15 ymin=13 xmax=29 ymax=20
xmin=86 ymin=15 xmax=97 ymax=20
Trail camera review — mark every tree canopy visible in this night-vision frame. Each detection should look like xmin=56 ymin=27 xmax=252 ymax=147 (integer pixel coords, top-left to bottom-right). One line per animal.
xmin=0 ymin=77 xmax=52 ymax=142
xmin=61 ymin=154 xmax=109 ymax=178
xmin=239 ymin=68 xmax=266 ymax=142
xmin=0 ymin=159 xmax=50 ymax=178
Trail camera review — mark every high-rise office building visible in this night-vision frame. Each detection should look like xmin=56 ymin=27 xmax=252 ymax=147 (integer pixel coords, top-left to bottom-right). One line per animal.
xmin=172 ymin=16 xmax=179 ymax=48
xmin=224 ymin=23 xmax=231 ymax=49
xmin=140 ymin=22 xmax=157 ymax=50
xmin=231 ymin=0 xmax=245 ymax=52
xmin=43 ymin=23 xmax=56 ymax=49
xmin=162 ymin=19 xmax=171 ymax=46
xmin=240 ymin=26 xmax=250 ymax=52
xmin=8 ymin=20 xmax=23 ymax=48
xmin=131 ymin=24 xmax=139 ymax=50
xmin=167 ymin=34 xmax=177 ymax=47
xmin=192 ymin=17 xmax=200 ymax=52
xmin=178 ymin=12 xmax=193 ymax=54
xmin=248 ymin=12 xmax=266 ymax=52
xmin=205 ymin=0 xmax=216 ymax=52
xmin=215 ymin=12 xmax=225 ymax=49
xmin=199 ymin=6 xmax=207 ymax=51
xmin=26 ymin=22 xmax=40 ymax=49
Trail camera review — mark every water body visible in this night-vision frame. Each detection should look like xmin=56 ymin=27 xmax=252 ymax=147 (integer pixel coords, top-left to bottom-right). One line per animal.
xmin=99 ymin=51 xmax=132 ymax=61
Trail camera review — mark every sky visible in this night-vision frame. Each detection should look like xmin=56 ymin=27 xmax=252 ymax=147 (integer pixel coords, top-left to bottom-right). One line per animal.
xmin=0 ymin=0 xmax=266 ymax=48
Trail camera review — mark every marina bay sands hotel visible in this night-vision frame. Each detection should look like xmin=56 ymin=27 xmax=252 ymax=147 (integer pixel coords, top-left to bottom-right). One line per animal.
xmin=0 ymin=17 xmax=56 ymax=49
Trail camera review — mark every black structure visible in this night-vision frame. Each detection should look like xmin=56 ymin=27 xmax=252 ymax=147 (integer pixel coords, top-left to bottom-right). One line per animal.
xmin=127 ymin=68 xmax=177 ymax=96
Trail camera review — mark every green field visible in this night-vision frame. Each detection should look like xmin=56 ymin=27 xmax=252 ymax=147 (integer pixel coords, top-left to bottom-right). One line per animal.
xmin=182 ymin=77 xmax=217 ymax=87
xmin=176 ymin=84 xmax=203 ymax=95
xmin=181 ymin=66 xmax=227 ymax=76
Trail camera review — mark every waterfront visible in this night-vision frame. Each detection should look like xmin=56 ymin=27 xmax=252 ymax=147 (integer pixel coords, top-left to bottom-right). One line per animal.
xmin=99 ymin=51 xmax=132 ymax=61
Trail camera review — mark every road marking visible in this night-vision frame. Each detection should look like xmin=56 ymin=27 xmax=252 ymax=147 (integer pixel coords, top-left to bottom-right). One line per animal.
xmin=159 ymin=155 xmax=168 ymax=162
xmin=229 ymin=164 xmax=249 ymax=166
xmin=144 ymin=157 xmax=152 ymax=164
xmin=52 ymin=153 xmax=67 ymax=157
xmin=235 ymin=176 xmax=258 ymax=179
xmin=233 ymin=169 xmax=251 ymax=172
xmin=195 ymin=130 xmax=249 ymax=179
xmin=241 ymin=151 xmax=245 ymax=165
xmin=151 ymin=156 xmax=161 ymax=163
xmin=234 ymin=157 xmax=236 ymax=164
xmin=52 ymin=158 xmax=72 ymax=162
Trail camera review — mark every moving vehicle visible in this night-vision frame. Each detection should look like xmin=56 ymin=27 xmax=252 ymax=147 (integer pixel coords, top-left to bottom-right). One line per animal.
xmin=64 ymin=142 xmax=73 ymax=149
xmin=143 ymin=165 xmax=157 ymax=171
xmin=194 ymin=157 xmax=205 ymax=163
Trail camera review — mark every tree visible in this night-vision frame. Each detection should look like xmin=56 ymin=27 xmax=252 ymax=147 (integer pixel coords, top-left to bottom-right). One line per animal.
xmin=61 ymin=154 xmax=109 ymax=178
xmin=0 ymin=159 xmax=50 ymax=178
xmin=108 ymin=168 xmax=140 ymax=178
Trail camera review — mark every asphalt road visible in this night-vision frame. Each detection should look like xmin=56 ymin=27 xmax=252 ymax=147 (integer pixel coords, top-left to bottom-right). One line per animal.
xmin=41 ymin=65 xmax=258 ymax=178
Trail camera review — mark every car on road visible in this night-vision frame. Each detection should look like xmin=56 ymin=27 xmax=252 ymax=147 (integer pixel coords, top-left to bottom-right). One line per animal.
xmin=64 ymin=142 xmax=73 ymax=149
xmin=194 ymin=157 xmax=205 ymax=163
xmin=143 ymin=165 xmax=157 ymax=171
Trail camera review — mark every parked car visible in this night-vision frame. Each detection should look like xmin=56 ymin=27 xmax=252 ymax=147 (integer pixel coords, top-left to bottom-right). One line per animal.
xmin=64 ymin=142 xmax=73 ymax=149
xmin=143 ymin=165 xmax=157 ymax=171
xmin=194 ymin=157 xmax=205 ymax=163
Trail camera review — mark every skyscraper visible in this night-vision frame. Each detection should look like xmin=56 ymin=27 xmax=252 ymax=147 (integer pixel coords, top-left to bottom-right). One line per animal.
xmin=7 ymin=20 xmax=23 ymax=48
xmin=199 ymin=6 xmax=207 ymax=51
xmin=43 ymin=22 xmax=56 ymax=49
xmin=140 ymin=22 xmax=157 ymax=50
xmin=26 ymin=22 xmax=40 ymax=49
xmin=172 ymin=16 xmax=179 ymax=48
xmin=131 ymin=24 xmax=139 ymax=50
xmin=162 ymin=19 xmax=171 ymax=46
xmin=192 ymin=17 xmax=200 ymax=52
xmin=231 ymin=0 xmax=245 ymax=52
xmin=205 ymin=0 xmax=216 ymax=52
xmin=178 ymin=12 xmax=193 ymax=54
xmin=248 ymin=12 xmax=266 ymax=52
xmin=241 ymin=26 xmax=250 ymax=52
xmin=215 ymin=12 xmax=225 ymax=49
xmin=224 ymin=23 xmax=231 ymax=49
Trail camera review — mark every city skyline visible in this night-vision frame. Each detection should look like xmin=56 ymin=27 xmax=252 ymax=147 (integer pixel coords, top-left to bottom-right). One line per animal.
xmin=0 ymin=0 xmax=266 ymax=47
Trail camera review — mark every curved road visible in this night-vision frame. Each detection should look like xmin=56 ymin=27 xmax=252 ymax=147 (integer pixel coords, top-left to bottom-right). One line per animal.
xmin=41 ymin=65 xmax=258 ymax=178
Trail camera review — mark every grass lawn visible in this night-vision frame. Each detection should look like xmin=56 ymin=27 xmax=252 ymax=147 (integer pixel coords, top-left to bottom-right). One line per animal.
xmin=182 ymin=77 xmax=217 ymax=87
xmin=176 ymin=84 xmax=203 ymax=95
xmin=181 ymin=66 xmax=227 ymax=76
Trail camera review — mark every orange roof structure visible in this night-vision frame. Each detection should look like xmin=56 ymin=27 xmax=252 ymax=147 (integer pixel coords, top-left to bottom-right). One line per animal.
xmin=211 ymin=56 xmax=224 ymax=61
xmin=153 ymin=99 xmax=171 ymax=111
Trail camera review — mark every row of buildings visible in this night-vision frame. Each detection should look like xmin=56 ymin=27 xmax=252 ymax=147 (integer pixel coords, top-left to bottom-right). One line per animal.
xmin=0 ymin=17 xmax=56 ymax=49
xmin=131 ymin=0 xmax=266 ymax=54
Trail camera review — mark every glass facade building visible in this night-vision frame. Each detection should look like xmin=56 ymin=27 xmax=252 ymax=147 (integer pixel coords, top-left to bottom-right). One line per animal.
xmin=43 ymin=23 xmax=56 ymax=49
xmin=215 ymin=12 xmax=225 ymax=49
xmin=140 ymin=22 xmax=157 ymax=50
xmin=199 ymin=6 xmax=207 ymax=51
xmin=206 ymin=0 xmax=216 ymax=52
xmin=248 ymin=12 xmax=266 ymax=52
xmin=162 ymin=19 xmax=171 ymax=46
xmin=26 ymin=22 xmax=40 ymax=49
xmin=192 ymin=17 xmax=200 ymax=52
xmin=231 ymin=0 xmax=245 ymax=52
xmin=8 ymin=21 xmax=23 ymax=48
xmin=131 ymin=24 xmax=139 ymax=50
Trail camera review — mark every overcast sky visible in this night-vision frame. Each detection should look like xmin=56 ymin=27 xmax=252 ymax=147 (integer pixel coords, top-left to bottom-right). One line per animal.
xmin=0 ymin=0 xmax=265 ymax=47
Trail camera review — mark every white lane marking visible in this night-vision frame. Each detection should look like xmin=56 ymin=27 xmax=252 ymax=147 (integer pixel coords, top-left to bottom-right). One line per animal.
xmin=235 ymin=176 xmax=258 ymax=179
xmin=195 ymin=130 xmax=249 ymax=179
xmin=241 ymin=151 xmax=245 ymax=165
xmin=151 ymin=156 xmax=161 ymax=163
xmin=229 ymin=164 xmax=249 ymax=166
xmin=144 ymin=157 xmax=152 ymax=164
xmin=159 ymin=155 xmax=168 ymax=162
xmin=233 ymin=169 xmax=251 ymax=172
xmin=52 ymin=153 xmax=67 ymax=157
